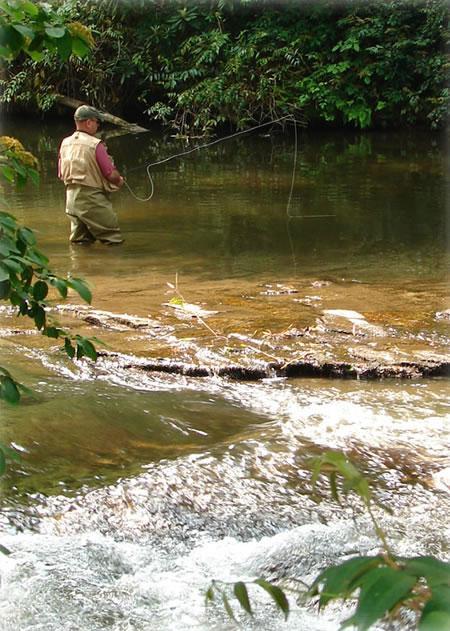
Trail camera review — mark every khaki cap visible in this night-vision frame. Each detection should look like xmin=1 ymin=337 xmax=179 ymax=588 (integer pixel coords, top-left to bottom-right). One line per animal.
xmin=74 ymin=105 xmax=103 ymax=121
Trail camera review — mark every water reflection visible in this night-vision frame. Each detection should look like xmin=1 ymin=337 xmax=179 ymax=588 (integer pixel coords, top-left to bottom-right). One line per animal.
xmin=1 ymin=117 xmax=447 ymax=283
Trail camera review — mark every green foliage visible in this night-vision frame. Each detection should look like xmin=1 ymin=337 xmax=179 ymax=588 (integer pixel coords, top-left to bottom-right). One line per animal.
xmin=215 ymin=451 xmax=450 ymax=630
xmin=2 ymin=0 xmax=447 ymax=131
xmin=0 ymin=203 xmax=98 ymax=402
xmin=206 ymin=576 xmax=290 ymax=622
xmin=0 ymin=2 xmax=98 ymax=408
xmin=309 ymin=555 xmax=450 ymax=630
xmin=0 ymin=135 xmax=39 ymax=189
xmin=0 ymin=434 xmax=21 ymax=476
xmin=0 ymin=0 xmax=94 ymax=61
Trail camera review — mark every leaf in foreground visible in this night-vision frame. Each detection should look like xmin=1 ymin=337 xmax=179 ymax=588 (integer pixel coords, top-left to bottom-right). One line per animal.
xmin=310 ymin=556 xmax=383 ymax=608
xmin=342 ymin=566 xmax=417 ymax=630
xmin=233 ymin=581 xmax=252 ymax=615
xmin=254 ymin=579 xmax=289 ymax=620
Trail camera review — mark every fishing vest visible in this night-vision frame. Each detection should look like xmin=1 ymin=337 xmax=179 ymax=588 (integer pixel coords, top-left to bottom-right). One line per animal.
xmin=59 ymin=131 xmax=119 ymax=192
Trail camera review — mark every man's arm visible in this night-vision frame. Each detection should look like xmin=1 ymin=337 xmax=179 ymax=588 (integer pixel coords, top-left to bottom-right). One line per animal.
xmin=106 ymin=168 xmax=124 ymax=187
xmin=96 ymin=142 xmax=124 ymax=188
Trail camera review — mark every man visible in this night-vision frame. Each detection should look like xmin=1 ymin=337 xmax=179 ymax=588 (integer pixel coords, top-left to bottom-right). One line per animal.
xmin=58 ymin=105 xmax=124 ymax=245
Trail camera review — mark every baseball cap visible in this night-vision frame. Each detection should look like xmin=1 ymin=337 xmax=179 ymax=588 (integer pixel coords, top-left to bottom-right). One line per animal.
xmin=74 ymin=105 xmax=103 ymax=121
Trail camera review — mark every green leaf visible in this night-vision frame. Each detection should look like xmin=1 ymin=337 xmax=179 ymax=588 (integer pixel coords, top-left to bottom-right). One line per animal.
xmin=45 ymin=26 xmax=66 ymax=38
xmin=18 ymin=227 xmax=36 ymax=246
xmin=1 ymin=164 xmax=16 ymax=183
xmin=233 ymin=581 xmax=252 ymax=615
xmin=79 ymin=338 xmax=97 ymax=361
xmin=0 ymin=213 xmax=18 ymax=230
xmin=324 ymin=451 xmax=361 ymax=480
xmin=0 ymin=24 xmax=24 ymax=53
xmin=11 ymin=24 xmax=35 ymax=39
xmin=421 ymin=584 xmax=450 ymax=615
xmin=27 ymin=168 xmax=40 ymax=186
xmin=311 ymin=556 xmax=383 ymax=608
xmin=43 ymin=326 xmax=61 ymax=339
xmin=32 ymin=280 xmax=48 ymax=301
xmin=27 ymin=48 xmax=45 ymax=61
xmin=0 ymin=543 xmax=11 ymax=555
xmin=1 ymin=444 xmax=21 ymax=462
xmin=55 ymin=31 xmax=72 ymax=60
xmin=20 ymin=264 xmax=32 ymax=283
xmin=0 ymin=263 xmax=10 ymax=282
xmin=221 ymin=592 xmax=236 ymax=622
xmin=0 ymin=448 xmax=5 ymax=475
xmin=205 ymin=585 xmax=215 ymax=604
xmin=342 ymin=567 xmax=416 ymax=630
xmin=310 ymin=451 xmax=372 ymax=505
xmin=10 ymin=159 xmax=26 ymax=178
xmin=0 ymin=45 xmax=14 ymax=59
xmin=76 ymin=340 xmax=84 ymax=360
xmin=0 ymin=375 xmax=20 ymax=404
xmin=0 ymin=2 xmax=22 ymax=19
xmin=329 ymin=471 xmax=340 ymax=504
xmin=254 ymin=579 xmax=289 ymax=620
xmin=0 ymin=279 xmax=11 ymax=299
xmin=68 ymin=278 xmax=92 ymax=304
xmin=0 ymin=241 xmax=17 ymax=257
xmin=24 ymin=249 xmax=49 ymax=267
xmin=419 ymin=610 xmax=450 ymax=631
xmin=1 ymin=258 xmax=22 ymax=274
xmin=19 ymin=300 xmax=29 ymax=316
xmin=50 ymin=277 xmax=68 ymax=299
xmin=9 ymin=291 xmax=23 ymax=307
xmin=32 ymin=304 xmax=46 ymax=329
xmin=20 ymin=0 xmax=40 ymax=17
xmin=71 ymin=37 xmax=90 ymax=58
xmin=404 ymin=557 xmax=450 ymax=587
xmin=64 ymin=337 xmax=75 ymax=359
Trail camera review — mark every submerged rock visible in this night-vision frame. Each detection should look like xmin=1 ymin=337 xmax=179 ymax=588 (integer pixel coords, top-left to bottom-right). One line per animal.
xmin=27 ymin=303 xmax=450 ymax=383
xmin=98 ymin=350 xmax=450 ymax=381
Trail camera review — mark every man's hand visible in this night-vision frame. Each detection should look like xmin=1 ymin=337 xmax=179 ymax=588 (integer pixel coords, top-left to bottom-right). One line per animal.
xmin=108 ymin=169 xmax=124 ymax=187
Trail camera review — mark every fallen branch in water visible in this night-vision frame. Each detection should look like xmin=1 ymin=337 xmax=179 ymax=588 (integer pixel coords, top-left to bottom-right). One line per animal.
xmin=54 ymin=94 xmax=149 ymax=134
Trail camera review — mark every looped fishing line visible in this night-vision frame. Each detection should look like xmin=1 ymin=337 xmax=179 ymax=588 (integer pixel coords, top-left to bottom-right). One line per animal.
xmin=123 ymin=114 xmax=299 ymax=209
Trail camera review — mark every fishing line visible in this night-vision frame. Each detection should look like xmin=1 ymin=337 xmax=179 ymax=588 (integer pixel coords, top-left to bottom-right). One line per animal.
xmin=123 ymin=113 xmax=335 ymax=224
xmin=285 ymin=115 xmax=335 ymax=220
xmin=122 ymin=113 xmax=335 ymax=277
xmin=123 ymin=114 xmax=296 ymax=204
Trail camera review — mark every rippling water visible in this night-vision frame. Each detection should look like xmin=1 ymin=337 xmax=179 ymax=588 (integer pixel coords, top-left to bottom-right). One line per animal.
xmin=0 ymin=118 xmax=448 ymax=629
xmin=1 ymin=357 xmax=449 ymax=629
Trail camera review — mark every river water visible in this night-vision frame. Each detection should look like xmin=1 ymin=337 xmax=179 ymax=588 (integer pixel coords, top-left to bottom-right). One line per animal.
xmin=0 ymin=117 xmax=449 ymax=630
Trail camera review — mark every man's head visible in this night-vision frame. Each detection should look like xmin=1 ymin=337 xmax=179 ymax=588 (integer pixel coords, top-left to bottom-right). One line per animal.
xmin=74 ymin=105 xmax=103 ymax=135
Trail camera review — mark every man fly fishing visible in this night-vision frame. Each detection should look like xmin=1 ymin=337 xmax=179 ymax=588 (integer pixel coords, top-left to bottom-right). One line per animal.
xmin=58 ymin=105 xmax=125 ymax=245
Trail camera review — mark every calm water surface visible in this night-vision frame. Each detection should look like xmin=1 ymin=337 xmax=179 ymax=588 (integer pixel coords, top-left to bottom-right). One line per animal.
xmin=0 ymin=117 xmax=448 ymax=630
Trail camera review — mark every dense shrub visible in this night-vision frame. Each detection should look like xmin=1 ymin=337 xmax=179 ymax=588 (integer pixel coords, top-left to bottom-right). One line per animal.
xmin=1 ymin=0 xmax=448 ymax=132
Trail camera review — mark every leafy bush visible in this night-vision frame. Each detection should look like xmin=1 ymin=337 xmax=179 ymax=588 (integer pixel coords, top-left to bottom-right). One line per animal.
xmin=1 ymin=0 xmax=448 ymax=131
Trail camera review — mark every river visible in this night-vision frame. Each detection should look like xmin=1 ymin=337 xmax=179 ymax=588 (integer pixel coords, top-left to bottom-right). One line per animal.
xmin=0 ymin=117 xmax=449 ymax=630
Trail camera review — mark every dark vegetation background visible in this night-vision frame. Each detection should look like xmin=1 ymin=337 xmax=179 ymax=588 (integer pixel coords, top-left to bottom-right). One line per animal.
xmin=1 ymin=0 xmax=448 ymax=133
